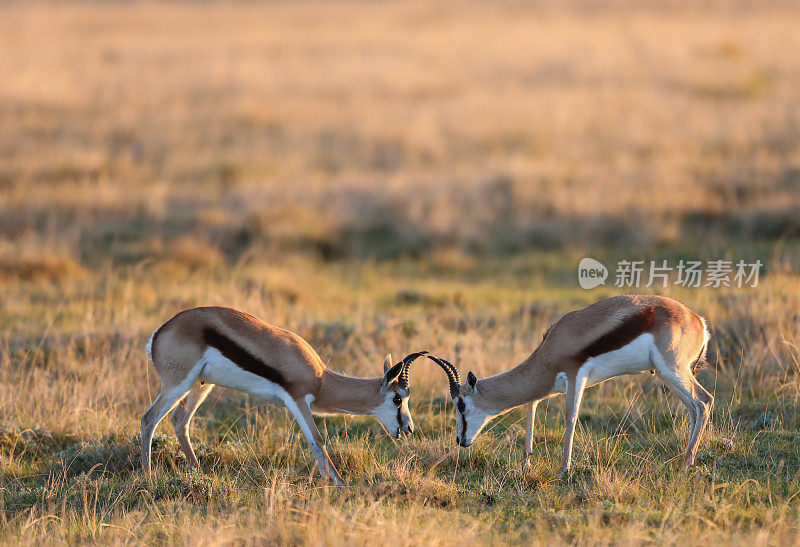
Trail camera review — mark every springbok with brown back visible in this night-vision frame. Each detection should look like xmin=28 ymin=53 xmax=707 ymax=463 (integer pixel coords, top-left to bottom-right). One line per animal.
xmin=429 ymin=295 xmax=713 ymax=477
xmin=142 ymin=306 xmax=428 ymax=486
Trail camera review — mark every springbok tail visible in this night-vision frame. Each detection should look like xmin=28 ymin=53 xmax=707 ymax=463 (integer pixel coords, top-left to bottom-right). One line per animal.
xmin=145 ymin=330 xmax=157 ymax=363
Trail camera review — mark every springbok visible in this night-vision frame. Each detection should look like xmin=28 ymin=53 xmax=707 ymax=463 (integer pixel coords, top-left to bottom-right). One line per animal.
xmin=429 ymin=295 xmax=714 ymax=477
xmin=142 ymin=306 xmax=428 ymax=485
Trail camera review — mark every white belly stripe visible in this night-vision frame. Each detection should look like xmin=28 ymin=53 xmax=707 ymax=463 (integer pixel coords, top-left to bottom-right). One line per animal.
xmin=549 ymin=333 xmax=655 ymax=394
xmin=199 ymin=347 xmax=287 ymax=407
xmin=582 ymin=333 xmax=655 ymax=386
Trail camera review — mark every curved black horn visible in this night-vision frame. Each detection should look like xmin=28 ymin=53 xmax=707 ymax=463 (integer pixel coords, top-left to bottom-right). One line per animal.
xmin=426 ymin=355 xmax=462 ymax=399
xmin=397 ymin=350 xmax=429 ymax=387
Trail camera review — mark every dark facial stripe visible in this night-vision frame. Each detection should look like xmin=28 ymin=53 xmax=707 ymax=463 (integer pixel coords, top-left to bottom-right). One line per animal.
xmin=202 ymin=327 xmax=287 ymax=388
xmin=396 ymin=403 xmax=403 ymax=430
xmin=579 ymin=307 xmax=656 ymax=360
xmin=456 ymin=398 xmax=467 ymax=439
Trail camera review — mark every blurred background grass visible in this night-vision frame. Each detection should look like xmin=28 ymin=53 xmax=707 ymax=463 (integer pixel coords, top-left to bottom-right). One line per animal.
xmin=2 ymin=0 xmax=800 ymax=543
xmin=2 ymin=0 xmax=799 ymax=271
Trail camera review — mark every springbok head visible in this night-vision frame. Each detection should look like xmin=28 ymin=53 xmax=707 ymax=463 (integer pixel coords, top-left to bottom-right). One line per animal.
xmin=373 ymin=351 xmax=429 ymax=437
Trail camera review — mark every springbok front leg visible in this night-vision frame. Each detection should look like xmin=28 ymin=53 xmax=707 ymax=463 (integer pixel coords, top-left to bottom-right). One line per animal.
xmin=170 ymin=383 xmax=216 ymax=467
xmin=559 ymin=373 xmax=588 ymax=478
xmin=284 ymin=396 xmax=344 ymax=486
xmin=523 ymin=400 xmax=539 ymax=468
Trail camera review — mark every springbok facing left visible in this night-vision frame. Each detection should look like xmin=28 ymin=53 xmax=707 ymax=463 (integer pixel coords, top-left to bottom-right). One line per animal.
xmin=142 ymin=306 xmax=427 ymax=486
xmin=430 ymin=295 xmax=714 ymax=477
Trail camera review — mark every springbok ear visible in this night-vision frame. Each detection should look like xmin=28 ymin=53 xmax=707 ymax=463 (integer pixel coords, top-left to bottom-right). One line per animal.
xmin=383 ymin=354 xmax=393 ymax=373
xmin=383 ymin=362 xmax=404 ymax=386
xmin=467 ymin=371 xmax=478 ymax=390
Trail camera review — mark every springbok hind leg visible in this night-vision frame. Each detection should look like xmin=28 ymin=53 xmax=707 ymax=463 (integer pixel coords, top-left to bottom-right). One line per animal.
xmin=170 ymin=383 xmax=216 ymax=467
xmin=141 ymin=386 xmax=191 ymax=474
xmin=654 ymin=354 xmax=713 ymax=471
xmin=685 ymin=376 xmax=714 ymax=469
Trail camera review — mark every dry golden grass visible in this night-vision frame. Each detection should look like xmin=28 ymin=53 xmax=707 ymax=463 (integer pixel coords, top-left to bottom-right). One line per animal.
xmin=2 ymin=0 xmax=800 ymax=544
xmin=2 ymin=0 xmax=800 ymax=262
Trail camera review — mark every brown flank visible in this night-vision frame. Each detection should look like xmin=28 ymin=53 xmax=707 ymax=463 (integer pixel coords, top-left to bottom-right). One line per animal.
xmin=201 ymin=327 xmax=289 ymax=389
xmin=578 ymin=307 xmax=656 ymax=361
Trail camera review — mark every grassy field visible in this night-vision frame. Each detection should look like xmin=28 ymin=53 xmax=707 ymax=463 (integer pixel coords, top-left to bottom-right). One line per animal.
xmin=2 ymin=0 xmax=800 ymax=544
